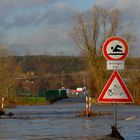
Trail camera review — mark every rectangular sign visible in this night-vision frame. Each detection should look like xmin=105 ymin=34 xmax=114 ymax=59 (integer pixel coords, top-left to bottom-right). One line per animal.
xmin=107 ymin=61 xmax=124 ymax=70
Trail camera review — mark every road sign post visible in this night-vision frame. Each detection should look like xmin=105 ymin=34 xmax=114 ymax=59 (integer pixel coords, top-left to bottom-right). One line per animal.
xmin=114 ymin=103 xmax=117 ymax=128
xmin=98 ymin=36 xmax=133 ymax=139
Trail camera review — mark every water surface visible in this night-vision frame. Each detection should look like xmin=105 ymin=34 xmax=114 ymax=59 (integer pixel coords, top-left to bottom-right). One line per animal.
xmin=0 ymin=98 xmax=139 ymax=140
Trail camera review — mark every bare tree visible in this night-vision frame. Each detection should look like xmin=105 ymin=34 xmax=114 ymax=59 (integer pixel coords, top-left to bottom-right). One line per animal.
xmin=0 ymin=44 xmax=21 ymax=99
xmin=70 ymin=6 xmax=134 ymax=97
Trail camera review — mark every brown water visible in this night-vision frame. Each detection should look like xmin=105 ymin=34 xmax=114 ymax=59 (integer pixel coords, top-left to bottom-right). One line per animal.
xmin=0 ymin=98 xmax=140 ymax=140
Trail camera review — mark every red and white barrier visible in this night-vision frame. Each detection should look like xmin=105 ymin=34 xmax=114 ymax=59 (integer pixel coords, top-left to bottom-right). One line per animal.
xmin=86 ymin=96 xmax=92 ymax=116
xmin=1 ymin=97 xmax=4 ymax=110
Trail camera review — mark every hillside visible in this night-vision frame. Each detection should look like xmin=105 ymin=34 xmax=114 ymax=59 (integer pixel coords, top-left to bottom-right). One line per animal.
xmin=15 ymin=55 xmax=140 ymax=73
xmin=15 ymin=55 xmax=86 ymax=74
xmin=15 ymin=55 xmax=140 ymax=89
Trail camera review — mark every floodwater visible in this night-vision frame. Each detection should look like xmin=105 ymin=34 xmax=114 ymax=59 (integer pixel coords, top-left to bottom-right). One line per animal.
xmin=0 ymin=97 xmax=140 ymax=140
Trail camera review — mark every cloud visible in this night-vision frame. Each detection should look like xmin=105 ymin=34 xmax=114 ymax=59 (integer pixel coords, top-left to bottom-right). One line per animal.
xmin=0 ymin=0 xmax=55 ymax=8
xmin=0 ymin=27 xmax=7 ymax=41
xmin=0 ymin=1 xmax=56 ymax=28
xmin=0 ymin=0 xmax=139 ymax=56
xmin=0 ymin=0 xmax=56 ymax=20
xmin=1 ymin=1 xmax=77 ymax=55
xmin=0 ymin=1 xmax=75 ymax=29
xmin=9 ymin=22 xmax=76 ymax=55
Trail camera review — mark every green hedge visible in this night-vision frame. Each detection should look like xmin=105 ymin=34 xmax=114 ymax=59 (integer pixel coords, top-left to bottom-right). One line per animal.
xmin=46 ymin=90 xmax=67 ymax=103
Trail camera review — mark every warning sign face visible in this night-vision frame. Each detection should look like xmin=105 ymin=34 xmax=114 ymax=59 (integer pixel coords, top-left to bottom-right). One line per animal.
xmin=103 ymin=36 xmax=129 ymax=60
xmin=98 ymin=70 xmax=133 ymax=103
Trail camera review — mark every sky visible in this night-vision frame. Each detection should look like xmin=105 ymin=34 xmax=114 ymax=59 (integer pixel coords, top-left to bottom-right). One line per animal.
xmin=0 ymin=0 xmax=140 ymax=56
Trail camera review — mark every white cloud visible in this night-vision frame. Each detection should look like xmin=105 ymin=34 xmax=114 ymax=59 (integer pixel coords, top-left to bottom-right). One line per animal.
xmin=0 ymin=0 xmax=56 ymax=19
xmin=2 ymin=1 xmax=77 ymax=55
xmin=9 ymin=23 xmax=76 ymax=55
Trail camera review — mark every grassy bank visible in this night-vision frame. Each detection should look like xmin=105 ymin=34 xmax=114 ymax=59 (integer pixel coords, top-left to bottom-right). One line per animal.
xmin=6 ymin=93 xmax=67 ymax=106
xmin=6 ymin=97 xmax=49 ymax=106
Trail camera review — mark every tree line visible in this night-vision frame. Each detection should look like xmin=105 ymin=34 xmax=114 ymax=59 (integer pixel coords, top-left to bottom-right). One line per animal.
xmin=0 ymin=45 xmax=139 ymax=104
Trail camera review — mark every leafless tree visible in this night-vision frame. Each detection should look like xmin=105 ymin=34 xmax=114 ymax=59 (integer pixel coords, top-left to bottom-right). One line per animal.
xmin=70 ymin=6 xmax=134 ymax=97
xmin=0 ymin=44 xmax=22 ymax=99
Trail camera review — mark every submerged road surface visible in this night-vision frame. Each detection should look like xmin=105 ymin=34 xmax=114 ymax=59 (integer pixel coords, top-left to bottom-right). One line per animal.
xmin=0 ymin=97 xmax=140 ymax=140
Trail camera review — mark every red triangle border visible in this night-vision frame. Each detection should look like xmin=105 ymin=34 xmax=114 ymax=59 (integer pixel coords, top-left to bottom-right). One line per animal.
xmin=98 ymin=70 xmax=134 ymax=103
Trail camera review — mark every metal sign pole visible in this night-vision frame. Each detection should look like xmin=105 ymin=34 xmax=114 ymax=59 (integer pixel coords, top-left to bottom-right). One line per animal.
xmin=113 ymin=103 xmax=117 ymax=128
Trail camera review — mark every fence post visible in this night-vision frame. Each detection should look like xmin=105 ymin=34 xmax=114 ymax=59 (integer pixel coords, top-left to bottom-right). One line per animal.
xmin=86 ymin=96 xmax=89 ymax=117
xmin=89 ymin=97 xmax=92 ymax=114
xmin=1 ymin=97 xmax=4 ymax=110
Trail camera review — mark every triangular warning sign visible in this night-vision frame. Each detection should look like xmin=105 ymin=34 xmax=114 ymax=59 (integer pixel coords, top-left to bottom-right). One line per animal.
xmin=98 ymin=70 xmax=134 ymax=103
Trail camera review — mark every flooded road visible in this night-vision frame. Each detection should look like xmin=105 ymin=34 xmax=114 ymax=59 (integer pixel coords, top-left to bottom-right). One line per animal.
xmin=0 ymin=98 xmax=140 ymax=140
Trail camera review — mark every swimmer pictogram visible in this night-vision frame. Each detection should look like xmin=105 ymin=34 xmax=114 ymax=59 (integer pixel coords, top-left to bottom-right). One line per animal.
xmin=103 ymin=36 xmax=128 ymax=60
xmin=109 ymin=45 xmax=125 ymax=56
